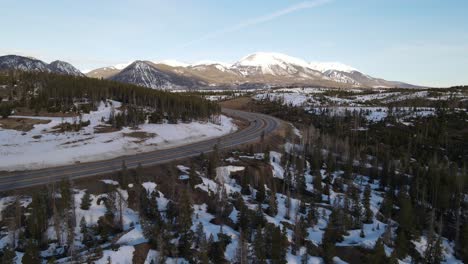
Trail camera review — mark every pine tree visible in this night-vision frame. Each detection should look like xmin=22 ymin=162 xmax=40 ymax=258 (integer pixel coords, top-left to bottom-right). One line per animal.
xmin=80 ymin=191 xmax=92 ymax=210
xmin=177 ymin=188 xmax=194 ymax=234
xmin=397 ymin=189 xmax=414 ymax=235
xmin=198 ymin=232 xmax=210 ymax=264
xmin=234 ymin=231 xmax=249 ymax=264
xmin=1 ymin=246 xmax=15 ymax=264
xmin=424 ymin=235 xmax=444 ymax=264
xmin=264 ymin=145 xmax=271 ymax=163
xmin=157 ymin=233 xmax=167 ymax=264
xmin=80 ymin=217 xmax=91 ymax=246
xmin=118 ymin=160 xmax=129 ymax=189
xmin=147 ymin=190 xmax=161 ymax=222
xmin=363 ymin=184 xmax=373 ymax=224
xmin=253 ymin=227 xmax=267 ymax=264
xmin=207 ymin=144 xmax=219 ymax=179
xmin=292 ymin=216 xmax=308 ymax=254
xmin=313 ymin=172 xmax=322 ymax=196
xmin=267 ymin=192 xmax=278 ymax=217
xmin=322 ymin=240 xmax=336 ymax=264
xmin=270 ymin=225 xmax=288 ymax=264
xmin=394 ymin=228 xmax=409 ymax=258
xmin=256 ymin=182 xmax=266 ymax=203
xmin=371 ymin=238 xmax=388 ymax=264
xmin=380 ymin=189 xmax=393 ymax=220
xmin=22 ymin=239 xmax=40 ymax=264
xmin=460 ymin=223 xmax=468 ymax=263
xmin=189 ymin=161 xmax=198 ymax=187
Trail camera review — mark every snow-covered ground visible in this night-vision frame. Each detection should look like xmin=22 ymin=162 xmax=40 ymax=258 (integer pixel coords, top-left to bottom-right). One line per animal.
xmin=253 ymin=87 xmax=467 ymax=109
xmin=0 ymin=100 xmax=236 ymax=171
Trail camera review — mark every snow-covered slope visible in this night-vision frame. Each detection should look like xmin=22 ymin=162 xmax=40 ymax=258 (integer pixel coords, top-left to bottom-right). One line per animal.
xmin=86 ymin=52 xmax=422 ymax=89
xmin=48 ymin=60 xmax=84 ymax=76
xmin=109 ymin=61 xmax=202 ymax=90
xmin=0 ymin=55 xmax=84 ymax=76
xmin=309 ymin=61 xmax=358 ymax=73
xmin=0 ymin=55 xmax=50 ymax=73
xmin=231 ymin=52 xmax=315 ymax=76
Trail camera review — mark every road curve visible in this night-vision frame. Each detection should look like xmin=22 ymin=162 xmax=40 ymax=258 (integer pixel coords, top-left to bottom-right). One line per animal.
xmin=0 ymin=109 xmax=281 ymax=192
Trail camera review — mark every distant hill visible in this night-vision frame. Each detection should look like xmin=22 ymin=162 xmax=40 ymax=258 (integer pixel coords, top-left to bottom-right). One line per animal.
xmin=88 ymin=52 xmax=422 ymax=90
xmin=0 ymin=55 xmax=84 ymax=77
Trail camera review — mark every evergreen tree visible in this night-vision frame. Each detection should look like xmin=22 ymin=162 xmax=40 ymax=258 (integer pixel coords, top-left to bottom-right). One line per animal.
xmin=177 ymin=188 xmax=193 ymax=234
xmin=363 ymin=184 xmax=373 ymax=224
xmin=313 ymin=172 xmax=322 ymax=198
xmin=234 ymin=231 xmax=249 ymax=264
xmin=397 ymin=189 xmax=414 ymax=235
xmin=1 ymin=246 xmax=15 ymax=264
xmin=256 ymin=182 xmax=266 ymax=203
xmin=270 ymin=225 xmax=288 ymax=264
xmin=424 ymin=236 xmax=444 ymax=264
xmin=371 ymin=238 xmax=388 ymax=264
xmin=80 ymin=191 xmax=92 ymax=210
xmin=460 ymin=223 xmax=468 ymax=263
xmin=207 ymin=144 xmax=219 ymax=179
xmin=80 ymin=217 xmax=91 ymax=246
xmin=394 ymin=229 xmax=409 ymax=258
xmin=118 ymin=160 xmax=129 ymax=189
xmin=267 ymin=192 xmax=278 ymax=217
xmin=253 ymin=227 xmax=267 ymax=264
xmin=22 ymin=239 xmax=40 ymax=264
xmin=189 ymin=161 xmax=198 ymax=187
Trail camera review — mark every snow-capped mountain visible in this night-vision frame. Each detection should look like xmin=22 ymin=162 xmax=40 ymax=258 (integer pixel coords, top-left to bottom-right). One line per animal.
xmin=0 ymin=55 xmax=51 ymax=73
xmin=0 ymin=55 xmax=83 ymax=76
xmin=87 ymin=52 xmax=421 ymax=89
xmin=109 ymin=61 xmax=203 ymax=90
xmin=309 ymin=61 xmax=358 ymax=73
xmin=232 ymin=52 xmax=313 ymax=76
xmin=48 ymin=60 xmax=84 ymax=77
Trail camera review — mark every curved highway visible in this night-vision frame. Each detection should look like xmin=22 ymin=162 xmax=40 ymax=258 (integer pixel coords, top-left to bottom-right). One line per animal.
xmin=0 ymin=109 xmax=281 ymax=192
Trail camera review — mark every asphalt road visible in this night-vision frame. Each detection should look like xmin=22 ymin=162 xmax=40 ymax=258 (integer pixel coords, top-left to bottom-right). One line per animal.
xmin=0 ymin=109 xmax=281 ymax=192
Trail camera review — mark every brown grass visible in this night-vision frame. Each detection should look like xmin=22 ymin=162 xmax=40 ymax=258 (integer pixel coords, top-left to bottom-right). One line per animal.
xmin=94 ymin=125 xmax=120 ymax=134
xmin=220 ymin=97 xmax=253 ymax=110
xmin=123 ymin=131 xmax=156 ymax=139
xmin=0 ymin=117 xmax=50 ymax=132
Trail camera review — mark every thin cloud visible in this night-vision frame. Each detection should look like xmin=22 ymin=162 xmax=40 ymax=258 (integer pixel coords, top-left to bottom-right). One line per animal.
xmin=178 ymin=0 xmax=333 ymax=49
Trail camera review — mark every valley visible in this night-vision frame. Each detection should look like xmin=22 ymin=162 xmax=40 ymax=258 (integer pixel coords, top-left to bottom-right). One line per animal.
xmin=0 ymin=56 xmax=466 ymax=264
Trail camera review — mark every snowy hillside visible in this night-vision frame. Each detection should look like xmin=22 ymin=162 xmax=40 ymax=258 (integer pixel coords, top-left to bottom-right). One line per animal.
xmin=0 ymin=55 xmax=84 ymax=76
xmin=309 ymin=62 xmax=358 ymax=73
xmin=109 ymin=61 xmax=202 ymax=90
xmin=48 ymin=60 xmax=84 ymax=76
xmin=85 ymin=52 xmax=422 ymax=89
xmin=0 ymin=100 xmax=236 ymax=171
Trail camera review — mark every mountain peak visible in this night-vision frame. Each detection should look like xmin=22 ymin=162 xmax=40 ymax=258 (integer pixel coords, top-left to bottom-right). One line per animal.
xmin=0 ymin=55 xmax=83 ymax=76
xmin=309 ymin=61 xmax=358 ymax=73
xmin=235 ymin=52 xmax=310 ymax=69
xmin=48 ymin=60 xmax=84 ymax=76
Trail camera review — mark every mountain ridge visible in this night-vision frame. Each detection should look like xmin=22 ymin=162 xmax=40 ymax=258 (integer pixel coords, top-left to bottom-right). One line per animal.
xmin=0 ymin=53 xmax=423 ymax=89
xmin=0 ymin=55 xmax=84 ymax=77
xmin=91 ymin=52 xmax=422 ymax=89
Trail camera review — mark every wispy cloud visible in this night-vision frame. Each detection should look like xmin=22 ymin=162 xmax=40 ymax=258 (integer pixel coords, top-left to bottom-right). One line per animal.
xmin=178 ymin=0 xmax=333 ymax=49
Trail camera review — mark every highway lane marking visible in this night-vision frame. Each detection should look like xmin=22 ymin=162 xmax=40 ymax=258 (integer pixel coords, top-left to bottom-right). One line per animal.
xmin=0 ymin=114 xmax=280 ymax=190
xmin=0 ymin=110 xmax=264 ymax=179
xmin=0 ymin=110 xmax=261 ymax=179
xmin=0 ymin=116 xmax=264 ymax=181
xmin=0 ymin=115 xmax=278 ymax=188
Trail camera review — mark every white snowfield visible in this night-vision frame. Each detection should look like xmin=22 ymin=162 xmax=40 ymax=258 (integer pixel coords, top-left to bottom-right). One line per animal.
xmin=0 ymin=100 xmax=236 ymax=171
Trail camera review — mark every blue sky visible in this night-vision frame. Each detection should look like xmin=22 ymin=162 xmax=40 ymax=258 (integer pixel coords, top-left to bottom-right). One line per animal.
xmin=1 ymin=0 xmax=467 ymax=87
